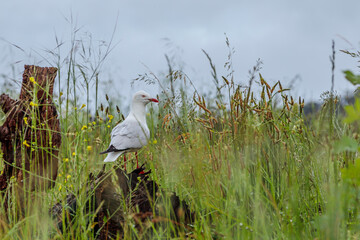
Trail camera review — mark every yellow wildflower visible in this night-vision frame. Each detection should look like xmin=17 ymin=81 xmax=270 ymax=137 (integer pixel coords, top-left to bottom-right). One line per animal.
xmin=107 ymin=125 xmax=110 ymax=128
xmin=58 ymin=186 xmax=62 ymax=191
xmin=66 ymin=175 xmax=71 ymax=179
xmin=92 ymin=121 xmax=96 ymax=125
xmin=72 ymin=152 xmax=76 ymax=156
xmin=30 ymin=101 xmax=38 ymax=107
xmin=64 ymin=158 xmax=69 ymax=162
xmin=80 ymin=104 xmax=86 ymax=110
xmin=24 ymin=117 xmax=28 ymax=125
xmin=87 ymin=146 xmax=92 ymax=151
xmin=81 ymin=125 xmax=88 ymax=130
xmin=108 ymin=114 xmax=114 ymax=123
xmin=59 ymin=92 xmax=63 ymax=97
xmin=23 ymin=140 xmax=30 ymax=147
xmin=29 ymin=77 xmax=37 ymax=84
xmin=152 ymin=139 xmax=158 ymax=144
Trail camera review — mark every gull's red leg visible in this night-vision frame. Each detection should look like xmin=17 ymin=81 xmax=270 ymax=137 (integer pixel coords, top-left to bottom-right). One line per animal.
xmin=123 ymin=154 xmax=127 ymax=171
xmin=135 ymin=152 xmax=139 ymax=169
xmin=136 ymin=152 xmax=145 ymax=174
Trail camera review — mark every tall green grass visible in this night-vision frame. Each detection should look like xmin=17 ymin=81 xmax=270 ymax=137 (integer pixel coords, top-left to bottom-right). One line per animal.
xmin=0 ymin=36 xmax=360 ymax=239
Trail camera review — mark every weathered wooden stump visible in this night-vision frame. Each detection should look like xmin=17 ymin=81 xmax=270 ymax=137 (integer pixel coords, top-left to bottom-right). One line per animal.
xmin=51 ymin=165 xmax=194 ymax=239
xmin=0 ymin=65 xmax=61 ymax=201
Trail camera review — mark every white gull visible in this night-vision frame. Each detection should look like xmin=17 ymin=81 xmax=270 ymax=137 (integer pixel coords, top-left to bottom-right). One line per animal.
xmin=100 ymin=90 xmax=158 ymax=165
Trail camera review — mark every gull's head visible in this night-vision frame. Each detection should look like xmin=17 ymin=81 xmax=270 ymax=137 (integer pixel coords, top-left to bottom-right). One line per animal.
xmin=132 ymin=90 xmax=159 ymax=106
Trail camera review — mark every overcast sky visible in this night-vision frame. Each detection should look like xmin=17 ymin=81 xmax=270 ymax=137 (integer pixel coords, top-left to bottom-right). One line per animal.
xmin=1 ymin=0 xmax=359 ymax=106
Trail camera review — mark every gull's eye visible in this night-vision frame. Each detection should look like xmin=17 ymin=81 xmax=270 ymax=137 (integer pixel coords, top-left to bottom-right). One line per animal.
xmin=142 ymin=95 xmax=146 ymax=98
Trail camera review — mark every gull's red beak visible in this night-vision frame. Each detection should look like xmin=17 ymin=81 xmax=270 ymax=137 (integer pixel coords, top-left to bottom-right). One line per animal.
xmin=149 ymin=98 xmax=159 ymax=103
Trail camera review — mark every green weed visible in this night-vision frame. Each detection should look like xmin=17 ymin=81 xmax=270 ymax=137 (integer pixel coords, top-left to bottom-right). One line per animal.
xmin=0 ymin=36 xmax=360 ymax=239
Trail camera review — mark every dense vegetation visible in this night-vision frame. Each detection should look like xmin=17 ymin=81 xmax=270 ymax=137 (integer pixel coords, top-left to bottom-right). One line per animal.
xmin=1 ymin=38 xmax=360 ymax=239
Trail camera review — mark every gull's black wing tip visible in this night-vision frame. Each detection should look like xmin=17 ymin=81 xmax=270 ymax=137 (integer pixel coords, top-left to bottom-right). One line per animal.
xmin=100 ymin=145 xmax=129 ymax=154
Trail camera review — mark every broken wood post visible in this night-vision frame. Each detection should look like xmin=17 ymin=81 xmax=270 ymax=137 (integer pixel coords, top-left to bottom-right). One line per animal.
xmin=51 ymin=166 xmax=194 ymax=239
xmin=0 ymin=65 xmax=61 ymax=196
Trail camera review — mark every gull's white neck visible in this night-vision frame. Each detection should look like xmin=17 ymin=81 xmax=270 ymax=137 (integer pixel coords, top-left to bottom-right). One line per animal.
xmin=130 ymin=101 xmax=147 ymax=123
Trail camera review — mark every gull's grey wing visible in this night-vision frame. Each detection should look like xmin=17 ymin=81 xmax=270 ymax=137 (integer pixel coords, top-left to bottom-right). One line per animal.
xmin=109 ymin=119 xmax=150 ymax=151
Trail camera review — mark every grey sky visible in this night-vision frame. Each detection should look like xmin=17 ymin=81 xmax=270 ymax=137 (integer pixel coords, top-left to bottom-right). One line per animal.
xmin=1 ymin=0 xmax=359 ymax=106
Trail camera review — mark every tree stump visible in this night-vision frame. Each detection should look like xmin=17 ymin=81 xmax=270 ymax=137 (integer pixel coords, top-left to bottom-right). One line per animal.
xmin=0 ymin=65 xmax=61 ymax=196
xmin=51 ymin=166 xmax=194 ymax=239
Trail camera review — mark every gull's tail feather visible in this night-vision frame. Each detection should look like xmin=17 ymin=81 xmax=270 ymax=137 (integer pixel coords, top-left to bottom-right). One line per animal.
xmin=104 ymin=151 xmax=123 ymax=163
